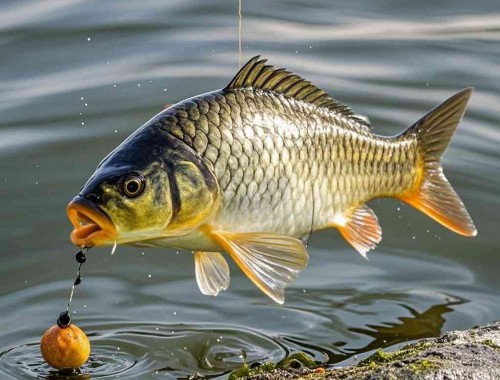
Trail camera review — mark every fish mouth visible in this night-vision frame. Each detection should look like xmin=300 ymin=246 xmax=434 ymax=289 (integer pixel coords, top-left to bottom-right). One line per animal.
xmin=67 ymin=196 xmax=117 ymax=247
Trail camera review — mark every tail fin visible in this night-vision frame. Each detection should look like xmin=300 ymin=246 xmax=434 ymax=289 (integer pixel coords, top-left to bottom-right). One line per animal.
xmin=400 ymin=88 xmax=477 ymax=237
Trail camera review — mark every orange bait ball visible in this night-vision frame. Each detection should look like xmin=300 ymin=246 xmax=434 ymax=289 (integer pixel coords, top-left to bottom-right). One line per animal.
xmin=40 ymin=323 xmax=90 ymax=369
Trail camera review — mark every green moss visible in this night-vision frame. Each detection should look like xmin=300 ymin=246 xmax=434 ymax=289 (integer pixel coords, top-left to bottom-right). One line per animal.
xmin=228 ymin=362 xmax=277 ymax=380
xmin=481 ymin=339 xmax=500 ymax=350
xmin=228 ymin=363 xmax=250 ymax=380
xmin=407 ymin=359 xmax=438 ymax=373
xmin=228 ymin=352 xmax=317 ymax=379
xmin=360 ymin=341 xmax=433 ymax=366
xmin=278 ymin=352 xmax=316 ymax=370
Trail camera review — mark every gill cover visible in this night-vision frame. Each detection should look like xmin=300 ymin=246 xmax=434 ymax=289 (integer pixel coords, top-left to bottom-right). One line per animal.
xmin=160 ymin=132 xmax=220 ymax=235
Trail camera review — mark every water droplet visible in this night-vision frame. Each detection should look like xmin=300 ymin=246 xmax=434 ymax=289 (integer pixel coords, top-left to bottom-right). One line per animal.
xmin=81 ymin=122 xmax=85 ymax=125
xmin=113 ymin=84 xmax=117 ymax=87
xmin=114 ymin=129 xmax=118 ymax=133
xmin=148 ymin=274 xmax=152 ymax=278
xmin=141 ymin=252 xmax=145 ymax=255
xmin=173 ymin=311 xmax=177 ymax=315
xmin=80 ymin=97 xmax=84 ymax=100
xmin=84 ymin=103 xmax=88 ymax=106
xmin=87 ymin=37 xmax=91 ymax=41
xmin=163 ymin=88 xmax=167 ymax=92
xmin=137 ymin=84 xmax=141 ymax=87
xmin=111 ymin=241 xmax=117 ymax=255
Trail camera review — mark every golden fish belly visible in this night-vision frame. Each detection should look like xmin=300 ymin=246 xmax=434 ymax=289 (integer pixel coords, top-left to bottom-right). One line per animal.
xmin=159 ymin=89 xmax=420 ymax=238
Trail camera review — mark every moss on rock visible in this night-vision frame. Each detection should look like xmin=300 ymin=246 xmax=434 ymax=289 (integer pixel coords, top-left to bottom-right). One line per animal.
xmin=227 ymin=322 xmax=500 ymax=380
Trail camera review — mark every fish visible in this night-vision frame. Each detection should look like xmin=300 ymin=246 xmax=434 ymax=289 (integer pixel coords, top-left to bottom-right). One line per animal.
xmin=67 ymin=56 xmax=477 ymax=304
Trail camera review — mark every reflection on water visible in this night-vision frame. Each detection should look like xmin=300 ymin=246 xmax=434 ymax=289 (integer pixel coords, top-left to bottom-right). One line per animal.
xmin=349 ymin=296 xmax=466 ymax=354
xmin=0 ymin=0 xmax=499 ymax=378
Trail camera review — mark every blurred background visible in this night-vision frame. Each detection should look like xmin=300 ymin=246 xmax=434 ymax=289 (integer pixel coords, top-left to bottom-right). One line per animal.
xmin=0 ymin=0 xmax=499 ymax=378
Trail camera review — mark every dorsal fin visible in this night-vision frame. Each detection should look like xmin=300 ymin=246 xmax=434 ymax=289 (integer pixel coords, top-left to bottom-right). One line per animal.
xmin=225 ymin=56 xmax=371 ymax=129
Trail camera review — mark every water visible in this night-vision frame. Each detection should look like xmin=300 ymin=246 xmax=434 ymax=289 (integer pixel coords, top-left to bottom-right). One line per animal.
xmin=0 ymin=0 xmax=499 ymax=378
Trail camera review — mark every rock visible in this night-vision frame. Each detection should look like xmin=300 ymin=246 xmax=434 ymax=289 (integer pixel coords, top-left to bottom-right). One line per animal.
xmin=229 ymin=322 xmax=500 ymax=380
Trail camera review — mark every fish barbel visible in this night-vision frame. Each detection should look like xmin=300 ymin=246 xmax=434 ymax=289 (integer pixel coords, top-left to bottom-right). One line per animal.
xmin=67 ymin=56 xmax=476 ymax=303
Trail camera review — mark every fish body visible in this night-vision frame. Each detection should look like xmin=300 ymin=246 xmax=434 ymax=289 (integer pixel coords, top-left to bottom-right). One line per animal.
xmin=68 ymin=56 xmax=476 ymax=303
xmin=155 ymin=87 xmax=418 ymax=241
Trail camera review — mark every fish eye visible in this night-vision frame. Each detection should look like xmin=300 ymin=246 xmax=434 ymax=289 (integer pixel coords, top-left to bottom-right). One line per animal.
xmin=120 ymin=173 xmax=145 ymax=198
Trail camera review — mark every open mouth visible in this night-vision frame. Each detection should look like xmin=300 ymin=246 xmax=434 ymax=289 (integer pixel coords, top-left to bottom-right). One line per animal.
xmin=67 ymin=196 xmax=116 ymax=247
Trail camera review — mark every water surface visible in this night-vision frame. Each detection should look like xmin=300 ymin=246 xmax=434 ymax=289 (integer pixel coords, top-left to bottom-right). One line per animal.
xmin=0 ymin=0 xmax=499 ymax=378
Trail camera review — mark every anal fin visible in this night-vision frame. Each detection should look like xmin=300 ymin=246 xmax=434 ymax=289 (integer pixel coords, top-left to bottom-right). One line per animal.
xmin=208 ymin=230 xmax=309 ymax=304
xmin=333 ymin=205 xmax=382 ymax=259
xmin=194 ymin=251 xmax=230 ymax=296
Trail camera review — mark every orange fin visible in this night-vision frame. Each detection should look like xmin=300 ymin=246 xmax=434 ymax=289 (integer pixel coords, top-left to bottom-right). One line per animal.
xmin=208 ymin=230 xmax=309 ymax=304
xmin=401 ymin=179 xmax=477 ymax=236
xmin=400 ymin=88 xmax=477 ymax=237
xmin=194 ymin=251 xmax=230 ymax=296
xmin=334 ymin=205 xmax=382 ymax=259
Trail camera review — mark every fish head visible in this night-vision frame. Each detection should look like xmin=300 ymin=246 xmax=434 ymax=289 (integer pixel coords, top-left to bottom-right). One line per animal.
xmin=67 ymin=126 xmax=219 ymax=247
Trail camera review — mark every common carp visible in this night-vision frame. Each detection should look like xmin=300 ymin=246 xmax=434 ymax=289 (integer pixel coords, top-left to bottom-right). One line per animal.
xmin=68 ymin=56 xmax=476 ymax=303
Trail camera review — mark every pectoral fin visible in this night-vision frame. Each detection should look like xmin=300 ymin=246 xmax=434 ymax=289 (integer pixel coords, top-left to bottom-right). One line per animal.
xmin=332 ymin=205 xmax=382 ymax=259
xmin=194 ymin=251 xmax=230 ymax=296
xmin=208 ymin=230 xmax=309 ymax=304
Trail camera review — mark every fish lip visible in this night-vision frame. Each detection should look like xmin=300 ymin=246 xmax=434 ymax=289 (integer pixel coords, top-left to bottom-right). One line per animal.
xmin=67 ymin=196 xmax=117 ymax=247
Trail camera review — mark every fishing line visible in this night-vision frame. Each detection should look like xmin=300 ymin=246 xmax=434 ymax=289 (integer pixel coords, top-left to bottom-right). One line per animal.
xmin=307 ymin=188 xmax=315 ymax=247
xmin=58 ymin=247 xmax=89 ymax=327
xmin=306 ymin=153 xmax=315 ymax=248
xmin=238 ymin=0 xmax=242 ymax=67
